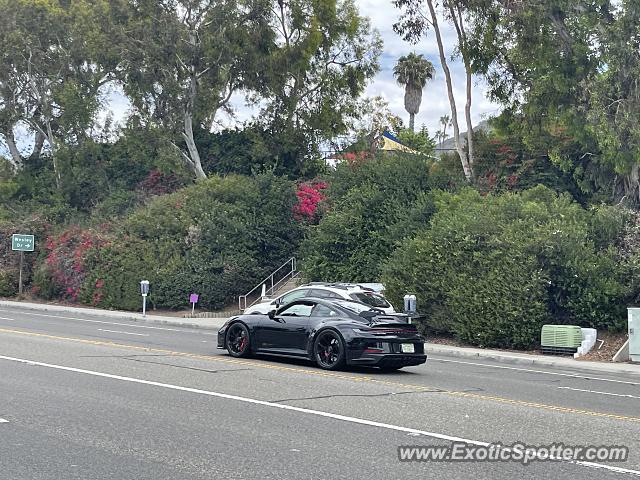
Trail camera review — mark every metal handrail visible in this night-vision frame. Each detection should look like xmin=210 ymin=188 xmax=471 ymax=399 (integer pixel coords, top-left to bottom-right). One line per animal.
xmin=238 ymin=257 xmax=296 ymax=311
xmin=245 ymin=271 xmax=301 ymax=310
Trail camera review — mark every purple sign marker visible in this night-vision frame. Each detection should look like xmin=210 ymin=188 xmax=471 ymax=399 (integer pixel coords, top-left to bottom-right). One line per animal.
xmin=190 ymin=293 xmax=199 ymax=304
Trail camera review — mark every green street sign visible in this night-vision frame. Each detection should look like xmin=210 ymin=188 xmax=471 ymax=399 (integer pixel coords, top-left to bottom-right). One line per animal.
xmin=12 ymin=234 xmax=34 ymax=252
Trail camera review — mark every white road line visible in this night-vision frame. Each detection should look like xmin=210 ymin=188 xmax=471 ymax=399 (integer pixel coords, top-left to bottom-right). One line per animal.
xmin=432 ymin=357 xmax=640 ymax=386
xmin=0 ymin=354 xmax=638 ymax=477
xmin=0 ymin=418 xmax=8 ymax=423
xmin=97 ymin=329 xmax=149 ymax=337
xmin=0 ymin=310 xmax=190 ymax=332
xmin=558 ymin=386 xmax=640 ymax=399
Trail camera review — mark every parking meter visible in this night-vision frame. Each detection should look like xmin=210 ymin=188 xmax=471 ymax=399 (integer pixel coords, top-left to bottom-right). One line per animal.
xmin=403 ymin=294 xmax=417 ymax=313
xmin=140 ymin=280 xmax=150 ymax=316
xmin=403 ymin=294 xmax=417 ymax=323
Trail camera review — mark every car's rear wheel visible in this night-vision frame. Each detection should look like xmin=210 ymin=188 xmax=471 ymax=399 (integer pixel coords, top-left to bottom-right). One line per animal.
xmin=314 ymin=330 xmax=346 ymax=370
xmin=226 ymin=323 xmax=251 ymax=357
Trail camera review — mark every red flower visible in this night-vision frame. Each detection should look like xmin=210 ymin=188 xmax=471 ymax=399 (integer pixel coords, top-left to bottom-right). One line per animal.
xmin=292 ymin=181 xmax=328 ymax=223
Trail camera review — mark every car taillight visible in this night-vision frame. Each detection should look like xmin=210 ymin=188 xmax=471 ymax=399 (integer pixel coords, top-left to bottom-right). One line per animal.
xmin=371 ymin=328 xmax=415 ymax=334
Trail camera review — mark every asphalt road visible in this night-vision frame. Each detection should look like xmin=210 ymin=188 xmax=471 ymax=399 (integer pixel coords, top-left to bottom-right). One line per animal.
xmin=1 ymin=305 xmax=639 ymax=479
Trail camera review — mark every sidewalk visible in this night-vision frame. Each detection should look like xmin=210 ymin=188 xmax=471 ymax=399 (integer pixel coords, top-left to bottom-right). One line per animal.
xmin=426 ymin=343 xmax=640 ymax=376
xmin=0 ymin=300 xmax=229 ymax=330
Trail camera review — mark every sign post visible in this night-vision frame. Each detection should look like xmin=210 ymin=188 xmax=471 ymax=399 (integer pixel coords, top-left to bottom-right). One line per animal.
xmin=190 ymin=293 xmax=199 ymax=315
xmin=12 ymin=234 xmax=35 ymax=295
xmin=140 ymin=280 xmax=150 ymax=317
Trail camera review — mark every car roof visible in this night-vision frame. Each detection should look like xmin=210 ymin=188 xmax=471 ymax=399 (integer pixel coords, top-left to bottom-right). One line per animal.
xmin=279 ymin=296 xmax=376 ymax=316
xmin=300 ymin=283 xmax=375 ymax=293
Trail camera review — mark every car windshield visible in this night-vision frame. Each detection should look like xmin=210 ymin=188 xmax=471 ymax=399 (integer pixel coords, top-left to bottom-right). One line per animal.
xmin=350 ymin=292 xmax=390 ymax=308
xmin=333 ymin=300 xmax=377 ymax=314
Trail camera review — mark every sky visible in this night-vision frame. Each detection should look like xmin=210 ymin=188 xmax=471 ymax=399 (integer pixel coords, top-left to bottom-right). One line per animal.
xmin=2 ymin=1 xmax=503 ymax=156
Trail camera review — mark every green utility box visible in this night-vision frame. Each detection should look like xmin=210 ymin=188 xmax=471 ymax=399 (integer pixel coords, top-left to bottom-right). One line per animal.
xmin=541 ymin=325 xmax=582 ymax=355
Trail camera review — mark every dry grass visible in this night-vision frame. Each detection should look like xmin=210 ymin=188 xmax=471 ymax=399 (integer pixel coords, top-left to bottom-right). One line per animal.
xmin=576 ymin=332 xmax=628 ymax=362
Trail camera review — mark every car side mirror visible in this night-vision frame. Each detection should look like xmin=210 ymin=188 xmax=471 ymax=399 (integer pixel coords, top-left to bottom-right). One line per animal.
xmin=268 ymin=310 xmax=276 ymax=320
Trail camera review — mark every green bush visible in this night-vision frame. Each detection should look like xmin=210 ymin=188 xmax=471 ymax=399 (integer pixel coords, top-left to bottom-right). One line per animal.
xmin=78 ymin=173 xmax=301 ymax=310
xmin=79 ymin=238 xmax=160 ymax=311
xmin=382 ymin=186 xmax=631 ymax=349
xmin=301 ymin=153 xmax=436 ymax=282
xmin=0 ymin=269 xmax=18 ymax=297
xmin=0 ymin=217 xmax=50 ymax=297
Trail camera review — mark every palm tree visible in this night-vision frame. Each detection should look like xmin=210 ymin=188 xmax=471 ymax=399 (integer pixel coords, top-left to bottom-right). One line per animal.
xmin=393 ymin=53 xmax=435 ymax=132
xmin=439 ymin=114 xmax=451 ymax=147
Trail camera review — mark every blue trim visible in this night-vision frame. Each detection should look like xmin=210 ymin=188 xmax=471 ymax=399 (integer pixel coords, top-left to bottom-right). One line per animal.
xmin=382 ymin=130 xmax=402 ymax=143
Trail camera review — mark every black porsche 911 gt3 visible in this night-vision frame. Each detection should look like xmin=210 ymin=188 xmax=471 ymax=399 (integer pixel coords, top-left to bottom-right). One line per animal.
xmin=217 ymin=297 xmax=427 ymax=371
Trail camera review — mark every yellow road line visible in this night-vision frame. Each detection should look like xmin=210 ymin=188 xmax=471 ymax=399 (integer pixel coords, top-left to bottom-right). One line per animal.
xmin=1 ymin=327 xmax=639 ymax=424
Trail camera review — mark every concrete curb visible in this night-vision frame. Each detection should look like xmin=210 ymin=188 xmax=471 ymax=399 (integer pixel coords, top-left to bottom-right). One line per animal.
xmin=426 ymin=343 xmax=640 ymax=376
xmin=0 ymin=300 xmax=228 ymax=331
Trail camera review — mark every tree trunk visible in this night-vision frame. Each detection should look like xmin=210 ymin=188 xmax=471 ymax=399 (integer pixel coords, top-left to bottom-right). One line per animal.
xmin=463 ymin=62 xmax=475 ymax=177
xmin=182 ymin=73 xmax=207 ymax=180
xmin=426 ymin=0 xmax=472 ymax=181
xmin=2 ymin=130 xmax=23 ymax=171
xmin=453 ymin=3 xmax=475 ymax=176
xmin=45 ymin=119 xmax=61 ymax=189
xmin=616 ymin=164 xmax=640 ymax=205
xmin=404 ymin=87 xmax=422 ymax=133
xmin=29 ymin=131 xmax=45 ymax=162
xmin=182 ymin=113 xmax=207 ymax=180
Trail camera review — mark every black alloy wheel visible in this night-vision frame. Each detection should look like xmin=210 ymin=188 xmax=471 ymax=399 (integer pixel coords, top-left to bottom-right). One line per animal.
xmin=314 ymin=330 xmax=346 ymax=370
xmin=226 ymin=323 xmax=251 ymax=357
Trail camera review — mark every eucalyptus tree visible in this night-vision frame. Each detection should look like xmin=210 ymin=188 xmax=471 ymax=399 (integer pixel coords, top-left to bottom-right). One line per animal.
xmin=256 ymin=0 xmax=382 ymax=171
xmin=121 ymin=0 xmax=274 ymax=180
xmin=453 ymin=0 xmax=640 ymax=202
xmin=393 ymin=53 xmax=434 ymax=132
xmin=0 ymin=0 xmax=119 ymax=182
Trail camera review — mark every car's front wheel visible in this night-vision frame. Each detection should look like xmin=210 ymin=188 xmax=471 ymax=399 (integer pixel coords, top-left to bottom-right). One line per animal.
xmin=313 ymin=329 xmax=346 ymax=370
xmin=226 ymin=322 xmax=251 ymax=357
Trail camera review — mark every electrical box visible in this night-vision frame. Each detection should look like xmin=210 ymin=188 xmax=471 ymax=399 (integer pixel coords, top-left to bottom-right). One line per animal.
xmin=540 ymin=325 xmax=582 ymax=355
xmin=628 ymin=308 xmax=640 ymax=363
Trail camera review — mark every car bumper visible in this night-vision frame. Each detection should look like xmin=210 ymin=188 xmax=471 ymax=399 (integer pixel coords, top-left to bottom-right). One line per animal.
xmin=347 ymin=352 xmax=427 ymax=368
xmin=217 ymin=328 xmax=226 ymax=349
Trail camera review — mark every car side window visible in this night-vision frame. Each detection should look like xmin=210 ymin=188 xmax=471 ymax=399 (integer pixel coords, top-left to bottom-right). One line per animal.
xmin=309 ymin=288 xmax=329 ymax=298
xmin=311 ymin=304 xmax=339 ymax=318
xmin=280 ymin=289 xmax=309 ymax=304
xmin=309 ymin=289 xmax=342 ymax=299
xmin=279 ymin=303 xmax=313 ymax=317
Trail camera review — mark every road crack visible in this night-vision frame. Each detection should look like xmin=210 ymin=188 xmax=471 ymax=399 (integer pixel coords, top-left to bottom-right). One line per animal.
xmin=273 ymin=389 xmax=446 ymax=403
xmin=121 ymin=357 xmax=252 ymax=374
